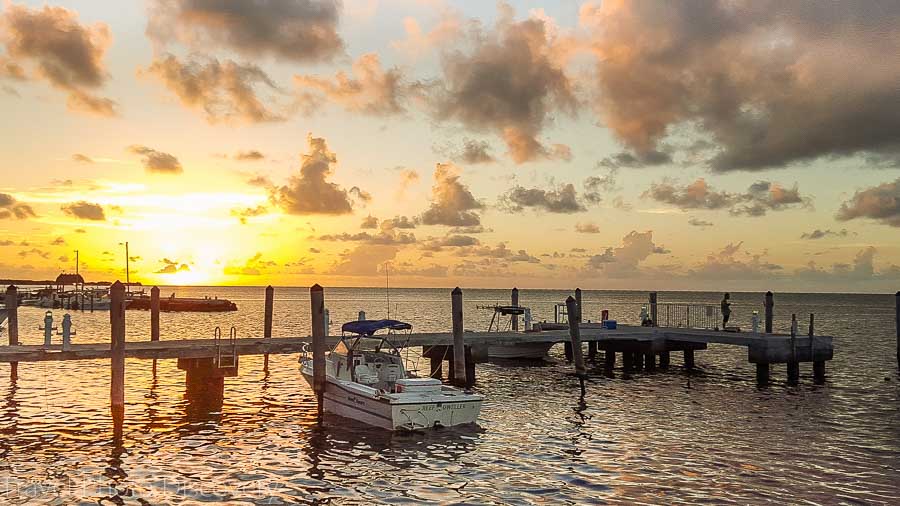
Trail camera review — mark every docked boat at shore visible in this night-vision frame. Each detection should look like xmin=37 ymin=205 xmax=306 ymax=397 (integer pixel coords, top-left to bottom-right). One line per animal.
xmin=300 ymin=319 xmax=483 ymax=431
xmin=481 ymin=304 xmax=553 ymax=359
xmin=126 ymin=293 xmax=237 ymax=312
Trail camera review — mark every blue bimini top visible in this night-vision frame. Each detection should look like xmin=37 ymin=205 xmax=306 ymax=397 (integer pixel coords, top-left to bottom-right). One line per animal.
xmin=341 ymin=319 xmax=412 ymax=336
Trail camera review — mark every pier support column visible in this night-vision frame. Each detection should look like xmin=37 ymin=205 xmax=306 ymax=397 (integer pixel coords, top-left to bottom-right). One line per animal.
xmin=588 ymin=342 xmax=597 ymax=362
xmin=633 ymin=352 xmax=644 ymax=371
xmin=658 ymin=351 xmax=670 ymax=369
xmin=604 ymin=351 xmax=616 ymax=375
xmin=110 ymin=281 xmax=126 ymax=421
xmin=451 ymin=287 xmax=466 ymax=388
xmin=150 ymin=286 xmax=160 ymax=342
xmin=756 ymin=363 xmax=770 ymax=384
xmin=565 ymin=296 xmax=586 ymax=382
xmin=511 ymin=287 xmax=519 ymax=331
xmin=813 ymin=361 xmax=825 ymax=383
xmin=464 ymin=346 xmax=476 ymax=388
xmin=622 ymin=352 xmax=634 ymax=375
xmin=649 ymin=292 xmax=658 ymax=326
xmin=895 ymin=291 xmax=899 ymax=368
xmin=564 ymin=342 xmax=573 ymax=362
xmin=310 ymin=284 xmax=326 ymax=418
xmin=683 ymin=349 xmax=695 ymax=370
xmin=765 ymin=291 xmax=774 ymax=334
xmin=5 ymin=285 xmax=18 ymax=380
xmin=644 ymin=353 xmax=656 ymax=370
xmin=787 ymin=362 xmax=800 ymax=384
xmin=264 ymin=285 xmax=274 ymax=371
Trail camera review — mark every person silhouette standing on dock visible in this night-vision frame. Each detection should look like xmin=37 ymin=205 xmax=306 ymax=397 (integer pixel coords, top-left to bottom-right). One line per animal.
xmin=721 ymin=293 xmax=732 ymax=329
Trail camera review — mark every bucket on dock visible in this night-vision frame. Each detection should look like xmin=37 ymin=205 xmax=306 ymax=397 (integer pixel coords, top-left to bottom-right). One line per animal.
xmin=602 ymin=319 xmax=617 ymax=330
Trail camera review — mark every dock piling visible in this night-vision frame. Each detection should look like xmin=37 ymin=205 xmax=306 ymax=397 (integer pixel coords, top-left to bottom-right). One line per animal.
xmin=310 ymin=284 xmax=326 ymax=417
xmin=787 ymin=313 xmax=799 ymax=383
xmin=683 ymin=349 xmax=695 ymax=370
xmin=5 ymin=285 xmax=18 ymax=380
xmin=150 ymin=286 xmax=160 ymax=342
xmin=756 ymin=363 xmax=770 ymax=384
xmin=764 ymin=291 xmax=774 ymax=333
xmin=110 ymin=281 xmax=126 ymax=419
xmin=659 ymin=350 xmax=670 ymax=369
xmin=649 ymin=292 xmax=658 ymax=326
xmin=574 ymin=288 xmax=582 ymax=322
xmin=604 ymin=350 xmax=616 ymax=375
xmin=511 ymin=287 xmax=519 ymax=331
xmin=565 ymin=296 xmax=586 ymax=380
xmin=895 ymin=291 xmax=899 ymax=368
xmin=264 ymin=285 xmax=274 ymax=371
xmin=451 ymin=287 xmax=467 ymax=387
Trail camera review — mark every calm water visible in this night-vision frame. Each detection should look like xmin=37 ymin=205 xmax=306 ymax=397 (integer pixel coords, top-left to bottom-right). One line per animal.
xmin=1 ymin=287 xmax=899 ymax=504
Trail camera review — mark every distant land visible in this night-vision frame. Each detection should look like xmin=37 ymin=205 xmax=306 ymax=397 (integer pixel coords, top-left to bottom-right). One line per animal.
xmin=1 ymin=280 xmax=144 ymax=287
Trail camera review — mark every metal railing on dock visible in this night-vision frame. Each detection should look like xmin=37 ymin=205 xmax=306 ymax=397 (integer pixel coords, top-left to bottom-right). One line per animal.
xmin=655 ymin=303 xmax=720 ymax=330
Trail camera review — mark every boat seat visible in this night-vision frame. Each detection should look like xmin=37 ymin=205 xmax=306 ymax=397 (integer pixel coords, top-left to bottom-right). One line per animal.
xmin=383 ymin=364 xmax=402 ymax=383
xmin=355 ymin=364 xmax=380 ymax=385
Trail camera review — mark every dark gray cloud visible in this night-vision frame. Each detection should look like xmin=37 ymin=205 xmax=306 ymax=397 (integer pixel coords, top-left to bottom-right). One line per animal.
xmin=0 ymin=193 xmax=36 ymax=220
xmin=453 ymin=138 xmax=496 ymax=164
xmin=0 ymin=4 xmax=117 ymax=116
xmin=360 ymin=215 xmax=378 ymax=229
xmin=575 ymin=222 xmax=600 ymax=234
xmin=499 ymin=183 xmax=586 ymax=214
xmin=230 ymin=205 xmax=267 ymax=224
xmin=61 ymin=201 xmax=105 ymax=221
xmin=142 ymin=54 xmax=283 ymax=123
xmin=156 ymin=258 xmax=190 ymax=274
xmin=459 ymin=242 xmax=540 ymax=263
xmin=146 ymin=0 xmax=343 ymax=62
xmin=317 ymin=230 xmax=416 ymax=246
xmin=429 ymin=6 xmax=576 ymax=163
xmin=234 ymin=150 xmax=264 ymax=161
xmin=644 ymin=178 xmax=810 ymax=216
xmin=128 ymin=144 xmax=183 ymax=174
xmin=800 ymin=228 xmax=849 ymax=240
xmin=420 ymin=163 xmax=483 ymax=226
xmin=270 ymin=136 xmax=356 ymax=215
xmin=688 ymin=218 xmax=714 ymax=228
xmin=836 ymin=178 xmax=900 ymax=227
xmin=295 ymin=54 xmax=413 ymax=116
xmin=582 ymin=1 xmax=900 ymax=171
xmin=598 ymin=150 xmax=671 ymax=169
xmin=422 ymin=234 xmax=480 ymax=251
xmin=380 ymin=216 xmax=418 ymax=230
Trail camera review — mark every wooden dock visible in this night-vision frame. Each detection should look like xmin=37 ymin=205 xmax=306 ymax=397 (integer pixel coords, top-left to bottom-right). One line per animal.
xmin=0 ymin=282 xmax=852 ymax=423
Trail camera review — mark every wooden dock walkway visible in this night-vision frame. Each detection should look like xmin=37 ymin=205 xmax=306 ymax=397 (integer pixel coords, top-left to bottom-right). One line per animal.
xmin=0 ymin=324 xmax=832 ymax=367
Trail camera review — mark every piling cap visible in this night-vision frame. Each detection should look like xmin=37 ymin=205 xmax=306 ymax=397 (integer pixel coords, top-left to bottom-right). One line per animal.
xmin=566 ymin=295 xmax=575 ymax=303
xmin=110 ymin=280 xmax=125 ymax=291
xmin=151 ymin=286 xmax=160 ymax=293
xmin=6 ymin=284 xmax=16 ymax=292
xmin=310 ymin=283 xmax=323 ymax=292
xmin=452 ymin=286 xmax=462 ymax=294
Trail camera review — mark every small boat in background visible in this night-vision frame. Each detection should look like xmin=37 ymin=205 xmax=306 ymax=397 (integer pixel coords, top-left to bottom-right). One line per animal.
xmin=126 ymin=293 xmax=237 ymax=312
xmin=481 ymin=304 xmax=554 ymax=359
xmin=300 ymin=319 xmax=483 ymax=431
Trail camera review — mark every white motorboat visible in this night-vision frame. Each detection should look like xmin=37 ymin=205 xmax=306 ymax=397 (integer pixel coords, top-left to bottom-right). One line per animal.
xmin=482 ymin=305 xmax=553 ymax=359
xmin=300 ymin=319 xmax=483 ymax=431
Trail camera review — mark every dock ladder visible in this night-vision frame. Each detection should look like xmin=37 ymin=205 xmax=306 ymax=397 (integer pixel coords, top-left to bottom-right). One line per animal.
xmin=213 ymin=326 xmax=237 ymax=369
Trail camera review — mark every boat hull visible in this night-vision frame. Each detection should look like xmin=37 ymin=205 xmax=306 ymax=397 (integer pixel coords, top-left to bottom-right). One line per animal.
xmin=301 ymin=371 xmax=482 ymax=431
xmin=488 ymin=342 xmax=553 ymax=359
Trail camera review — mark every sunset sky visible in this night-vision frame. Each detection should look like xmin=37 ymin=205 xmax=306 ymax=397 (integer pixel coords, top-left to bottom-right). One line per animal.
xmin=1 ymin=0 xmax=899 ymax=291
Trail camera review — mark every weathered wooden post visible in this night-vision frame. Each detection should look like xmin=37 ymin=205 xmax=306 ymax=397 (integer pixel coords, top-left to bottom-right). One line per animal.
xmin=810 ymin=313 xmax=825 ymax=382
xmin=110 ymin=281 xmax=126 ymax=419
xmin=644 ymin=352 xmax=655 ymax=370
xmin=764 ymin=291 xmax=774 ymax=333
xmin=659 ymin=350 xmax=670 ymax=368
xmin=451 ymin=287 xmax=467 ymax=387
xmin=5 ymin=285 xmax=18 ymax=380
xmin=574 ymin=288 xmax=582 ymax=321
xmin=310 ymin=284 xmax=326 ymax=417
xmin=895 ymin=291 xmax=899 ymax=368
xmin=264 ymin=285 xmax=274 ymax=371
xmin=565 ymin=296 xmax=586 ymax=394
xmin=511 ymin=287 xmax=519 ymax=331
xmin=683 ymin=349 xmax=695 ymax=370
xmin=756 ymin=363 xmax=770 ymax=384
xmin=150 ymin=286 xmax=160 ymax=342
xmin=787 ymin=313 xmax=799 ymax=383
xmin=649 ymin=292 xmax=658 ymax=326
xmin=604 ymin=350 xmax=616 ymax=375
xmin=565 ymin=296 xmax=586 ymax=375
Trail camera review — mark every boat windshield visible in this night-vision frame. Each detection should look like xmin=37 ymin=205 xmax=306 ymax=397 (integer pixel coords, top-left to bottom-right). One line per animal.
xmin=332 ymin=337 xmax=393 ymax=355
